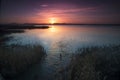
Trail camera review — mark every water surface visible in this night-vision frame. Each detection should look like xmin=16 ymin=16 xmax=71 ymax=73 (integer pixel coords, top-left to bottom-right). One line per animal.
xmin=6 ymin=25 xmax=120 ymax=80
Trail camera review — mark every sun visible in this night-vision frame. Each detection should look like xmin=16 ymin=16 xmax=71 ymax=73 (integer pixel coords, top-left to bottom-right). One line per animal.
xmin=49 ymin=18 xmax=56 ymax=24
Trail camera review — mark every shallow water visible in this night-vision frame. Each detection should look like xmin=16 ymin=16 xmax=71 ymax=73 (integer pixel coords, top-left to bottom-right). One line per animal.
xmin=5 ymin=25 xmax=120 ymax=80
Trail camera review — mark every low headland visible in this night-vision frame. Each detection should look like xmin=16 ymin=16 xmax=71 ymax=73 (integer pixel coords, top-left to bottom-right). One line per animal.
xmin=0 ymin=24 xmax=50 ymax=45
xmin=0 ymin=24 xmax=49 ymax=35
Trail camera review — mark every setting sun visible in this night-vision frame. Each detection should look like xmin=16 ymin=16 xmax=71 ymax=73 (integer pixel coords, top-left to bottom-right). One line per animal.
xmin=49 ymin=18 xmax=56 ymax=24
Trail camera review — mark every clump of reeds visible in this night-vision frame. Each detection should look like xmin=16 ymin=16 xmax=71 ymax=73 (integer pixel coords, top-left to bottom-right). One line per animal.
xmin=0 ymin=44 xmax=46 ymax=78
xmin=66 ymin=45 xmax=120 ymax=80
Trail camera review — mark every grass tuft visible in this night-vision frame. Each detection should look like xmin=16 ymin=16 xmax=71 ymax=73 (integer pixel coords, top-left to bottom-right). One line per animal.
xmin=66 ymin=45 xmax=120 ymax=80
xmin=0 ymin=44 xmax=46 ymax=78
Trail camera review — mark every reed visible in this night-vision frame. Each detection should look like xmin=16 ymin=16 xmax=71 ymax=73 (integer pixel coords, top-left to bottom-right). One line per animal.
xmin=66 ymin=45 xmax=120 ymax=80
xmin=0 ymin=44 xmax=46 ymax=78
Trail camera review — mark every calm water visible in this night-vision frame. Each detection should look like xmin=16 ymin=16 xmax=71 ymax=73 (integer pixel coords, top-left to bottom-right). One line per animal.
xmin=6 ymin=25 xmax=120 ymax=80
xmin=7 ymin=25 xmax=120 ymax=48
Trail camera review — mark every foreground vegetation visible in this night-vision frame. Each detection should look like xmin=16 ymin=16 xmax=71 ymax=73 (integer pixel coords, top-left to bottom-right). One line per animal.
xmin=0 ymin=24 xmax=49 ymax=79
xmin=0 ymin=44 xmax=46 ymax=79
xmin=66 ymin=45 xmax=120 ymax=80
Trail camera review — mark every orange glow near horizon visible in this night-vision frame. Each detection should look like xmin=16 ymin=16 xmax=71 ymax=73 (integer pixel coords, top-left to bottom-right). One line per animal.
xmin=49 ymin=18 xmax=56 ymax=24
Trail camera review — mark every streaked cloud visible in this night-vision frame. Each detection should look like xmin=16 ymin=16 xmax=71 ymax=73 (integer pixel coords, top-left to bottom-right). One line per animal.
xmin=1 ymin=0 xmax=120 ymax=24
xmin=40 ymin=4 xmax=48 ymax=7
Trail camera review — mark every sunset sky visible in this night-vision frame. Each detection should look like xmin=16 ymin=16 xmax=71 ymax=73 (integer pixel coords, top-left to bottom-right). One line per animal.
xmin=0 ymin=0 xmax=120 ymax=24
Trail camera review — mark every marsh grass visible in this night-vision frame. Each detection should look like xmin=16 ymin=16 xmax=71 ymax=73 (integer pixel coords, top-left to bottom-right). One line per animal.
xmin=66 ymin=45 xmax=120 ymax=80
xmin=0 ymin=44 xmax=46 ymax=78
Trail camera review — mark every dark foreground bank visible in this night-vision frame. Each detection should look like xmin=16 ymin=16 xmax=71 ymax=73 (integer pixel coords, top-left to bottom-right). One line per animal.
xmin=65 ymin=45 xmax=120 ymax=80
xmin=0 ymin=44 xmax=46 ymax=80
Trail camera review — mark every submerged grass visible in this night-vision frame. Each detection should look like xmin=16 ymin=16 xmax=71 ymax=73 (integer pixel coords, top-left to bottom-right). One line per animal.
xmin=0 ymin=44 xmax=46 ymax=78
xmin=66 ymin=45 xmax=120 ymax=80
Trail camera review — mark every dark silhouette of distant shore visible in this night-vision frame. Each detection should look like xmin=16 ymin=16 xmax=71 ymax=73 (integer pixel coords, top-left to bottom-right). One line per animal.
xmin=24 ymin=23 xmax=120 ymax=25
xmin=0 ymin=24 xmax=49 ymax=29
xmin=0 ymin=23 xmax=119 ymax=35
xmin=0 ymin=24 xmax=49 ymax=35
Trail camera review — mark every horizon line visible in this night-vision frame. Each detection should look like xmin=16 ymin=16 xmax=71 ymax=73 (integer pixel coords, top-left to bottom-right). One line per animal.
xmin=0 ymin=23 xmax=120 ymax=25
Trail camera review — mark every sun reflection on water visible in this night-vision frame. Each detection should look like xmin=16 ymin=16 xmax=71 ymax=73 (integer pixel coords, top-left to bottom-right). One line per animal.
xmin=49 ymin=25 xmax=57 ymax=32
